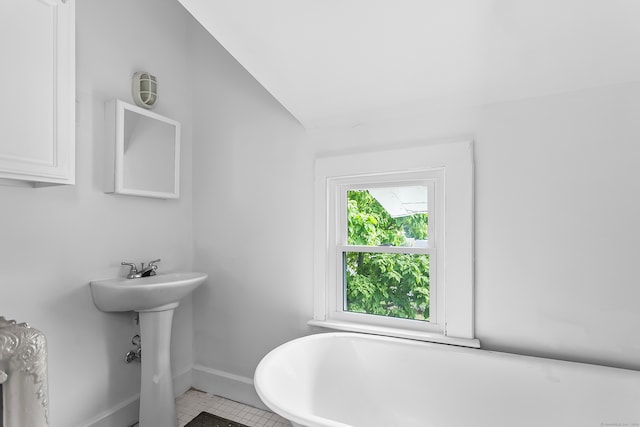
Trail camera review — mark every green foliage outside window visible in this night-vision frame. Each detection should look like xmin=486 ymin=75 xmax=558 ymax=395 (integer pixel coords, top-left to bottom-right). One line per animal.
xmin=345 ymin=190 xmax=430 ymax=321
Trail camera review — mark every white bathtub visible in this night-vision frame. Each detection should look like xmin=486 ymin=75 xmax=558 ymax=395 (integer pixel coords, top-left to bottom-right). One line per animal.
xmin=254 ymin=332 xmax=640 ymax=427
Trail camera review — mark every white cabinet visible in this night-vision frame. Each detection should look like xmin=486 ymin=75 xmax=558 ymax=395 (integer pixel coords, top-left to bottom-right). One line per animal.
xmin=0 ymin=0 xmax=75 ymax=185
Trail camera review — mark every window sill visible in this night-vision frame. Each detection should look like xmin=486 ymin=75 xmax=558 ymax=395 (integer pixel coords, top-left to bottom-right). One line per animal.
xmin=308 ymin=319 xmax=481 ymax=349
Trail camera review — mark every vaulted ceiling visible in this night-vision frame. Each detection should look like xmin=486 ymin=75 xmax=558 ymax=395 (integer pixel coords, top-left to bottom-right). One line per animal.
xmin=178 ymin=0 xmax=640 ymax=129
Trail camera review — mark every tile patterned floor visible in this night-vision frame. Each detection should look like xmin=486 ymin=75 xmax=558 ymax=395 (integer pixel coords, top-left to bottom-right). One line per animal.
xmin=176 ymin=389 xmax=291 ymax=427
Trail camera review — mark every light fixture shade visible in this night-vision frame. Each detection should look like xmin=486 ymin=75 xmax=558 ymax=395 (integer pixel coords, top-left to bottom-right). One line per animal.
xmin=132 ymin=71 xmax=158 ymax=109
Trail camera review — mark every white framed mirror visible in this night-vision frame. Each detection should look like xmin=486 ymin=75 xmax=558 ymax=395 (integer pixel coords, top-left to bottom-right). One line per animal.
xmin=105 ymin=100 xmax=180 ymax=199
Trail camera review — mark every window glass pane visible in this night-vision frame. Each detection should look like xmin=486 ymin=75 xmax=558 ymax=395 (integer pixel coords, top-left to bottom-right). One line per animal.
xmin=344 ymin=252 xmax=430 ymax=322
xmin=347 ymin=187 xmax=428 ymax=246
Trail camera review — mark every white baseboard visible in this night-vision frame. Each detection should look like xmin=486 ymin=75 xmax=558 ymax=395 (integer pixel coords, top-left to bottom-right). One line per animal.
xmin=79 ymin=394 xmax=140 ymax=427
xmin=191 ymin=364 xmax=268 ymax=411
xmin=173 ymin=367 xmax=193 ymax=398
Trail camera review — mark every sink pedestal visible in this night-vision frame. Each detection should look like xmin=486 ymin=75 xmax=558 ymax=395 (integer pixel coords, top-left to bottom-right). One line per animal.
xmin=138 ymin=303 xmax=179 ymax=427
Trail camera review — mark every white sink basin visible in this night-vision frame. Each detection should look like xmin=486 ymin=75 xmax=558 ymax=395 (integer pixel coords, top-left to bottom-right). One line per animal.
xmin=90 ymin=272 xmax=208 ymax=312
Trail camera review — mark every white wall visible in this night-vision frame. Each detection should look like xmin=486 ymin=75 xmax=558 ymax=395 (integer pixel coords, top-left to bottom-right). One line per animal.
xmin=474 ymin=83 xmax=640 ymax=369
xmin=1 ymin=0 xmax=196 ymax=425
xmin=189 ymin=19 xmax=314 ymax=405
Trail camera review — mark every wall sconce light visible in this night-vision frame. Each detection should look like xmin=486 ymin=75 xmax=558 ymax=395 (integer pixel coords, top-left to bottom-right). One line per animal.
xmin=132 ymin=71 xmax=158 ymax=109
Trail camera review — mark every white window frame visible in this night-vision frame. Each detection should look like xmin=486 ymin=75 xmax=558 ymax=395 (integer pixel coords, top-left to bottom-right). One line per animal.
xmin=310 ymin=141 xmax=479 ymax=348
xmin=332 ymin=173 xmax=442 ymax=331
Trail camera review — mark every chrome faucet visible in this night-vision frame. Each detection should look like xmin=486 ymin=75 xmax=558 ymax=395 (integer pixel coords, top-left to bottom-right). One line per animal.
xmin=121 ymin=259 xmax=161 ymax=279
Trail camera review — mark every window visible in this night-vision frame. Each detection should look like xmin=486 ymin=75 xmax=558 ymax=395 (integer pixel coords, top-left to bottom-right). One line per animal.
xmin=336 ymin=173 xmax=441 ymax=330
xmin=311 ymin=141 xmax=478 ymax=347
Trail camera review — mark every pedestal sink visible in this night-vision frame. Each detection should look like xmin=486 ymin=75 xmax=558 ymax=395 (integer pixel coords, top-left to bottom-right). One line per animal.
xmin=90 ymin=272 xmax=208 ymax=427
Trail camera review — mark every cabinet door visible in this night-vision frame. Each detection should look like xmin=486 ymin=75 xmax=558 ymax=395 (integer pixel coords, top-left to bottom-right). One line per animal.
xmin=0 ymin=0 xmax=75 ymax=185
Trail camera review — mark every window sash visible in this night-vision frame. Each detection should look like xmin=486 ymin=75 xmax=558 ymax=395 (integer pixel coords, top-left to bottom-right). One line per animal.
xmin=337 ymin=245 xmax=433 ymax=255
xmin=338 ymin=179 xmax=437 ymax=248
xmin=329 ymin=175 xmax=442 ymax=331
xmin=335 ymin=248 xmax=439 ymax=331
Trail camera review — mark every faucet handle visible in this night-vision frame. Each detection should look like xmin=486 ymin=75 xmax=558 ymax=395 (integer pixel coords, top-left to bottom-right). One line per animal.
xmin=140 ymin=259 xmax=160 ymax=277
xmin=121 ymin=262 xmax=138 ymax=272
xmin=121 ymin=262 xmax=139 ymax=279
